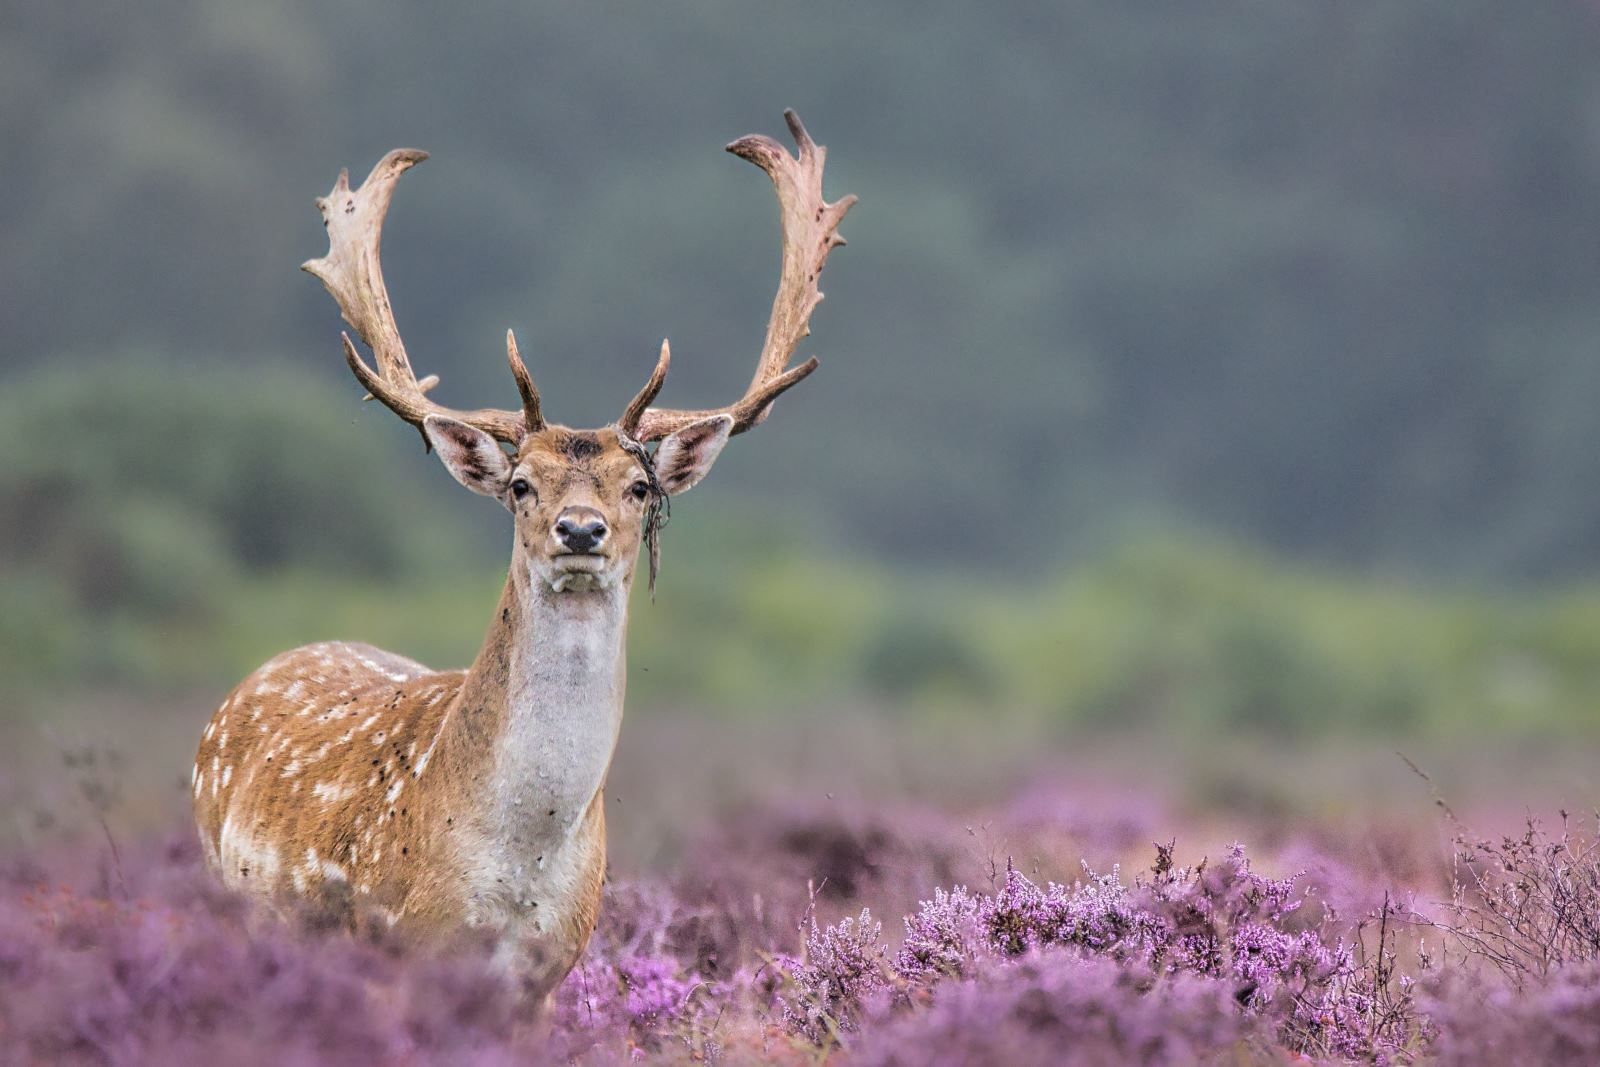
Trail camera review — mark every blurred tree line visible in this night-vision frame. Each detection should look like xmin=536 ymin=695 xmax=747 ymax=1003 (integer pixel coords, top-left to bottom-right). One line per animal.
xmin=3 ymin=355 xmax=1599 ymax=746
xmin=7 ymin=1 xmax=1600 ymax=580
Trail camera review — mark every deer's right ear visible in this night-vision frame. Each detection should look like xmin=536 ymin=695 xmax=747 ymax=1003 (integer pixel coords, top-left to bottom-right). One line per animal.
xmin=423 ymin=415 xmax=513 ymax=499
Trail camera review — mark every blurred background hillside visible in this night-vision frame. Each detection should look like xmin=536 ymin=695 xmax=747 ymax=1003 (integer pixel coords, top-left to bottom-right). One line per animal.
xmin=6 ymin=1 xmax=1600 ymax=841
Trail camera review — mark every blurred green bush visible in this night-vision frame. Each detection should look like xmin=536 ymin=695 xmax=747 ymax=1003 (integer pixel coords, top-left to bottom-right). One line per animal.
xmin=0 ymin=356 xmax=484 ymax=684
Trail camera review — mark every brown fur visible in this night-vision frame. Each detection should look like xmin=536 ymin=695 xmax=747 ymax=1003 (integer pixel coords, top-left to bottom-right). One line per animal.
xmin=192 ymin=424 xmax=658 ymax=998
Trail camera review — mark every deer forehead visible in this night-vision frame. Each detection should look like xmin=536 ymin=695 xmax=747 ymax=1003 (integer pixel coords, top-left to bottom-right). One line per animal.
xmin=514 ymin=429 xmax=642 ymax=494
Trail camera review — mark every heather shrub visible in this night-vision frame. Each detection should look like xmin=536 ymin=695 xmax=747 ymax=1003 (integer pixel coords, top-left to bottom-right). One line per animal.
xmin=1437 ymin=811 xmax=1600 ymax=987
xmin=1423 ymin=964 xmax=1600 ymax=1065
xmin=848 ymin=954 xmax=1260 ymax=1067
xmin=8 ymin=794 xmax=1600 ymax=1065
xmin=780 ymin=908 xmax=892 ymax=1043
xmin=777 ymin=844 xmax=1422 ymax=1062
xmin=551 ymin=881 xmax=734 ymax=1060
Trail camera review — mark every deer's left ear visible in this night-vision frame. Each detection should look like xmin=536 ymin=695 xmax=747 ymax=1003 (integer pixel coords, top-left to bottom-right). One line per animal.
xmin=653 ymin=414 xmax=734 ymax=496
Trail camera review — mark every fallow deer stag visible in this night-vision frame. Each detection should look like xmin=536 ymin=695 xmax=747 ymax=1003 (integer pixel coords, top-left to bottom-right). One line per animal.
xmin=192 ymin=111 xmax=855 ymax=997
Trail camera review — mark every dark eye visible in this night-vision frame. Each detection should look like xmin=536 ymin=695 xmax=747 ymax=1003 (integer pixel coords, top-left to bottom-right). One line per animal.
xmin=630 ymin=481 xmax=650 ymax=501
xmin=510 ymin=478 xmax=532 ymax=500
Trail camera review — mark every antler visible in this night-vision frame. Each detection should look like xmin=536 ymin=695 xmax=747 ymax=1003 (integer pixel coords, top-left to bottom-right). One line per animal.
xmin=302 ymin=150 xmax=542 ymax=446
xmin=627 ymin=110 xmax=857 ymax=442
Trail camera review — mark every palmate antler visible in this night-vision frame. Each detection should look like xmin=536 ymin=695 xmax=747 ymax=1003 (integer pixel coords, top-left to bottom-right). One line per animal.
xmin=305 ymin=111 xmax=854 ymax=449
xmin=302 ymin=151 xmax=541 ymax=447
xmin=620 ymin=110 xmax=858 ymax=442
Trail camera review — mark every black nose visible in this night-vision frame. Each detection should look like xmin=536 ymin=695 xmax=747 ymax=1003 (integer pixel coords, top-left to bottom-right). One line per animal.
xmin=554 ymin=509 xmax=608 ymax=553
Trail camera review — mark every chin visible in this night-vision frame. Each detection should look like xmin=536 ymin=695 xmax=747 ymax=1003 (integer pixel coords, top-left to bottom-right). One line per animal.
xmin=545 ymin=561 xmax=619 ymax=594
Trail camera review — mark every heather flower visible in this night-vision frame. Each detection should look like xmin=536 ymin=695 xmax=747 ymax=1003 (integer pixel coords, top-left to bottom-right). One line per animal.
xmin=779 ymin=908 xmax=891 ymax=1044
xmin=896 ymin=885 xmax=983 ymax=985
xmin=1041 ymin=866 xmax=1153 ymax=956
xmin=783 ymin=841 xmax=1421 ymax=1062
xmin=977 ymin=862 xmax=1049 ymax=956
xmin=555 ymin=954 xmax=713 ymax=1039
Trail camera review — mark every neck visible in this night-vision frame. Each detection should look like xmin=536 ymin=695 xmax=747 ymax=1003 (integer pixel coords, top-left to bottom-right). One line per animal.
xmin=442 ymin=559 xmax=630 ymax=859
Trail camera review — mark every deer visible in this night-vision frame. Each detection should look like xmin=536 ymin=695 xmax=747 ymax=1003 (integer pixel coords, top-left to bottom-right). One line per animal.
xmin=191 ymin=111 xmax=855 ymax=999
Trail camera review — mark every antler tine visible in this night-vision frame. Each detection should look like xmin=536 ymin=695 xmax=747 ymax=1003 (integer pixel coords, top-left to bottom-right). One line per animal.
xmin=303 ymin=149 xmax=532 ymax=447
xmin=632 ymin=109 xmax=856 ymax=442
xmin=505 ymin=330 xmax=544 ymax=432
xmin=617 ymin=339 xmax=671 ymax=437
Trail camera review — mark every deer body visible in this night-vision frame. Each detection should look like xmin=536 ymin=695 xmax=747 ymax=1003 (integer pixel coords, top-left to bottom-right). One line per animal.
xmin=193 ymin=580 xmax=623 ymax=981
xmin=192 ymin=112 xmax=854 ymax=1000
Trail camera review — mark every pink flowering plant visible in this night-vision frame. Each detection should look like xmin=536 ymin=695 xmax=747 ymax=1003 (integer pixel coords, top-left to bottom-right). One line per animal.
xmin=3 ymin=799 xmax=1599 ymax=1064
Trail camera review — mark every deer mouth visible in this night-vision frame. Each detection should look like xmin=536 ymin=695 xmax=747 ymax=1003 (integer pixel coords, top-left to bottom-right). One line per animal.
xmin=548 ymin=553 xmax=612 ymax=593
xmin=552 ymin=552 xmax=606 ymax=567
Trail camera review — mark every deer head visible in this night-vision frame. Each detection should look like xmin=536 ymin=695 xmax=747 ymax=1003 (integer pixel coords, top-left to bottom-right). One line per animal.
xmin=301 ymin=111 xmax=855 ymax=598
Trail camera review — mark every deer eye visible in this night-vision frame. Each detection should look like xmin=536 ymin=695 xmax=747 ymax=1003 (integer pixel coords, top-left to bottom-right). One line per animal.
xmin=510 ymin=478 xmax=532 ymax=500
xmin=629 ymin=481 xmax=650 ymax=501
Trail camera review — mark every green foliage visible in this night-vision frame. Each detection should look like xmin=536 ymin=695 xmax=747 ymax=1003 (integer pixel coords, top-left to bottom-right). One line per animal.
xmin=7 ymin=2 xmax=1600 ymax=576
xmin=0 ymin=356 xmax=482 ymax=580
xmin=0 ymin=357 xmax=484 ymax=683
xmin=4 ymin=357 xmax=1599 ymax=746
xmin=10 ymin=0 xmax=1600 ymax=737
xmin=986 ymin=540 xmax=1600 ymax=742
xmin=11 ymin=469 xmax=1600 ymax=746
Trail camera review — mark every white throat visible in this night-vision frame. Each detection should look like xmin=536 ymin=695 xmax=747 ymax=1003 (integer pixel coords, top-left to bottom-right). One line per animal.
xmin=488 ymin=575 xmax=627 ymax=857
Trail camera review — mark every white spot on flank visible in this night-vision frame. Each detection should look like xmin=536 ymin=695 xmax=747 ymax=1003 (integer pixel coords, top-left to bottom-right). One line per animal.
xmin=221 ymin=765 xmax=233 ymax=788
xmin=306 ymin=846 xmax=346 ymax=882
xmin=312 ymin=781 xmax=351 ymax=805
xmin=386 ymin=777 xmax=405 ymax=803
xmin=219 ymin=819 xmax=281 ymax=886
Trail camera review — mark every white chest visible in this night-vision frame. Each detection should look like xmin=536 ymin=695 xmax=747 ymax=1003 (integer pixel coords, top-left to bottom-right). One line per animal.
xmin=460 ymin=590 xmax=623 ymax=934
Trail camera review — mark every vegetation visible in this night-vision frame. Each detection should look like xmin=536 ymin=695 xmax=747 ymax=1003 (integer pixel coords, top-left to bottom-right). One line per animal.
xmin=8 ymin=2 xmax=1600 ymax=577
xmin=0 ymin=358 xmax=485 ymax=687
xmin=3 ymin=362 xmax=1599 ymax=747
xmin=6 ymin=788 xmax=1599 ymax=1063
xmin=4 ymin=365 xmax=1600 ymax=748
